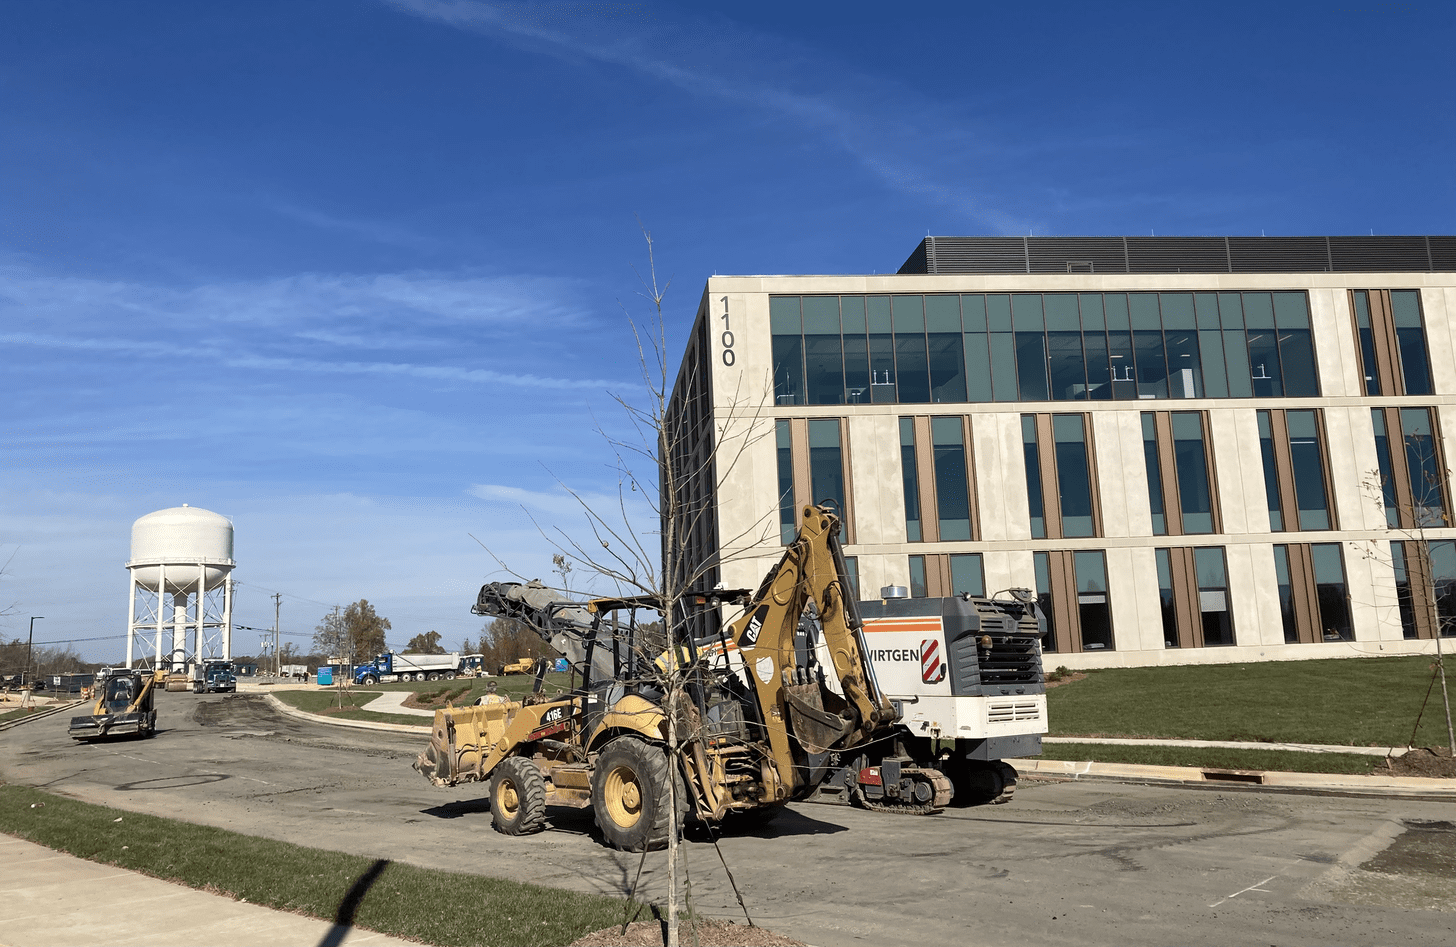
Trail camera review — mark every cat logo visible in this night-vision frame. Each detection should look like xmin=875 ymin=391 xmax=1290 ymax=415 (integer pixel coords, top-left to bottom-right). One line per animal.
xmin=738 ymin=605 xmax=770 ymax=649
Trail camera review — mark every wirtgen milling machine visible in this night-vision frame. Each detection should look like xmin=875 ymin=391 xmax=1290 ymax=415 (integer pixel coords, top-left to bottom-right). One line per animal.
xmin=415 ymin=504 xmax=952 ymax=851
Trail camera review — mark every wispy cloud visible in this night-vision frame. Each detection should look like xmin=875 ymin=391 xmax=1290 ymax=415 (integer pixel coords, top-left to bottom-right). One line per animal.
xmin=385 ymin=0 xmax=1030 ymax=232
xmin=0 ymin=266 xmax=624 ymax=391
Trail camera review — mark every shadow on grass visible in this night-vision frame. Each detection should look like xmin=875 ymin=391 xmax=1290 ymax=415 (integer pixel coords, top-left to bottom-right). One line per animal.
xmin=318 ymin=858 xmax=390 ymax=947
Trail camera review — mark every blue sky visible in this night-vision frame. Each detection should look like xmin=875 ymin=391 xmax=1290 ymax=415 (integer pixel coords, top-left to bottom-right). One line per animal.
xmin=2 ymin=0 xmax=1452 ymax=661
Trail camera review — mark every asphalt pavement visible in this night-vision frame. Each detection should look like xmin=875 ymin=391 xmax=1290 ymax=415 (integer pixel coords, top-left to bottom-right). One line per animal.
xmin=2 ymin=678 xmax=1456 ymax=944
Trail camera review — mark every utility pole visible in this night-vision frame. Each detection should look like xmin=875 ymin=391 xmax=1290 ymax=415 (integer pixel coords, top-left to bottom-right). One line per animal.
xmin=25 ymin=616 xmax=43 ymax=687
xmin=273 ymin=593 xmax=282 ymax=678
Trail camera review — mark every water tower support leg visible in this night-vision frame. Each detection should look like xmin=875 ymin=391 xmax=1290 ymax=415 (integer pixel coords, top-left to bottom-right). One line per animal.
xmin=126 ymin=570 xmax=136 ymax=669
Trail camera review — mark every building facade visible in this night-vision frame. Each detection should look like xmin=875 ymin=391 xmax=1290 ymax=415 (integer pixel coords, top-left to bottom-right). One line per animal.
xmin=667 ymin=236 xmax=1456 ymax=668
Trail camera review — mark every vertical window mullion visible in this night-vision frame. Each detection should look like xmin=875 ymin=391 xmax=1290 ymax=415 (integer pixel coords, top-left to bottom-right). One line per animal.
xmin=1154 ymin=412 xmax=1182 ymax=535
xmin=913 ymin=417 xmax=939 ymax=542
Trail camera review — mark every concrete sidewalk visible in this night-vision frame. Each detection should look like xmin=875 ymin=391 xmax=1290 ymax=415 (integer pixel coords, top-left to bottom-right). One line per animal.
xmin=0 ymin=835 xmax=417 ymax=947
xmin=358 ymin=692 xmax=435 ymax=717
xmin=1042 ymin=735 xmax=1411 ymax=757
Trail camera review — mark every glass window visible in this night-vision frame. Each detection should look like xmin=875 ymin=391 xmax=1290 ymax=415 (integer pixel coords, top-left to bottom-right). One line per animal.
xmin=932 ymin=417 xmax=972 ymax=541
xmin=1172 ymin=412 xmax=1213 ymax=534
xmin=776 ymin=420 xmax=795 ymax=545
xmin=1195 ymin=547 xmax=1234 ymax=646
xmin=1372 ymin=409 xmax=1399 ymax=528
xmin=1244 ymin=293 xmax=1282 ymax=397
xmin=1023 ymin=416 xmax=1045 ymax=539
xmin=900 ymin=418 xmax=921 ymax=542
xmin=842 ymin=295 xmax=869 ymax=404
xmin=1273 ymin=292 xmax=1318 ymax=398
xmin=950 ymin=554 xmax=984 ymax=597
xmin=869 ymin=296 xmax=895 ymax=404
xmin=1311 ymin=543 xmax=1352 ymax=641
xmin=895 ymin=336 xmax=931 ymax=404
xmin=1073 ymin=550 xmax=1113 ymax=650
xmin=1155 ymin=548 xmax=1178 ymax=648
xmin=1286 ymin=410 xmax=1330 ymax=530
xmin=925 ymin=297 xmax=966 ymax=404
xmin=1401 ymin=407 xmax=1446 ymax=527
xmin=908 ymin=555 xmax=928 ymax=599
xmin=1258 ymin=411 xmax=1284 ymax=531
xmin=772 ymin=334 xmax=805 ymax=406
xmin=1142 ymin=414 xmax=1166 ymax=535
xmin=1433 ymin=541 xmax=1456 ymax=638
xmin=962 ymin=295 xmax=993 ymax=403
xmin=1034 ymin=551 xmax=1055 ymax=652
xmin=1272 ymin=545 xmax=1299 ymax=643
xmin=803 ymin=297 xmax=844 ymax=406
xmin=1353 ymin=292 xmax=1381 ymax=396
xmin=1392 ymin=541 xmax=1418 ymax=640
xmin=1391 ymin=291 xmax=1433 ymax=396
xmin=842 ymin=556 xmax=860 ymax=601
xmin=808 ymin=419 xmax=846 ymax=539
xmin=1053 ymin=415 xmax=1095 ymax=538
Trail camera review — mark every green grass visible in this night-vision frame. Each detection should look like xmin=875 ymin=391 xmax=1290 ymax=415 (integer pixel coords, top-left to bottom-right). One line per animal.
xmin=1035 ymin=742 xmax=1383 ymax=775
xmin=0 ymin=706 xmax=45 ymax=723
xmin=0 ymin=784 xmax=633 ymax=947
xmin=1048 ymin=655 xmax=1453 ymax=747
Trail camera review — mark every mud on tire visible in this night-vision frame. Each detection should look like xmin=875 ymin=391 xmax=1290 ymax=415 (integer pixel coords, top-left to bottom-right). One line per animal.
xmin=489 ymin=756 xmax=548 ymax=836
xmin=591 ymin=737 xmax=682 ymax=852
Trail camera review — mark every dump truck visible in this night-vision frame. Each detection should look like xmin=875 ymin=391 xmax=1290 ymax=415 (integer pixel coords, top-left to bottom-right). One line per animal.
xmin=355 ymin=651 xmax=465 ymax=685
xmin=196 ymin=659 xmax=237 ymax=694
xmin=415 ymin=504 xmax=941 ymax=850
xmin=69 ymin=670 xmax=158 ymax=740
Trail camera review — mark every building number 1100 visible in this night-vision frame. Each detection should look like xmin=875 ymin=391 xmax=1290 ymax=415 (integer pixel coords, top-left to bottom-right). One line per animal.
xmin=720 ymin=297 xmax=735 ymax=366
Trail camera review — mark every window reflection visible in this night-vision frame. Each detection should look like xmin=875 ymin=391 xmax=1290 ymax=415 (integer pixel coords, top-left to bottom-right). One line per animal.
xmin=770 ymin=291 xmax=1321 ymax=406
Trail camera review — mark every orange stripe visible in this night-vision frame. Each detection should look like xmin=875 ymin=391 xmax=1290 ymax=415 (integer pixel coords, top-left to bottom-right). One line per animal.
xmin=863 ymin=620 xmax=941 ymax=629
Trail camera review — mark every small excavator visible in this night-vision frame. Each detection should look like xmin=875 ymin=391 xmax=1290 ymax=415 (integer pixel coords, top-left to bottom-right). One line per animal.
xmin=415 ymin=504 xmax=952 ymax=850
xmin=69 ymin=669 xmax=158 ymax=741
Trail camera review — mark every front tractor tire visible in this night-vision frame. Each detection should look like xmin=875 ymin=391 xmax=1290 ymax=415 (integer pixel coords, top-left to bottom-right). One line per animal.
xmin=489 ymin=757 xmax=547 ymax=836
xmin=591 ymin=737 xmax=680 ymax=853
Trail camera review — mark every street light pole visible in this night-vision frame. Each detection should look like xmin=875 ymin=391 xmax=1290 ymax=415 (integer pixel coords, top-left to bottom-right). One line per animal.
xmin=25 ymin=616 xmax=43 ymax=687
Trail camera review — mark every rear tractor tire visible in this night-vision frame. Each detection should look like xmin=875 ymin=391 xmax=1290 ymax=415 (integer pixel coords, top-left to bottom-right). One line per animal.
xmin=488 ymin=757 xmax=548 ymax=836
xmin=591 ymin=737 xmax=681 ymax=852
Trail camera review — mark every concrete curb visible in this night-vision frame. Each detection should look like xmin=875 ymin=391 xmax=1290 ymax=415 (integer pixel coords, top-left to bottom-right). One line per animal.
xmin=263 ymin=694 xmax=431 ymax=735
xmin=1021 ymin=758 xmax=1456 ymax=798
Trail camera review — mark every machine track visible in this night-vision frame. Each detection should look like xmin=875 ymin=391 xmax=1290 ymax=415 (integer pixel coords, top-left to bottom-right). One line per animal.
xmin=855 ymin=767 xmax=953 ymax=815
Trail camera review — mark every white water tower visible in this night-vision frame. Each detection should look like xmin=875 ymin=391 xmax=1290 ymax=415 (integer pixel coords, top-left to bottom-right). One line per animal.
xmin=125 ymin=505 xmax=235 ymax=672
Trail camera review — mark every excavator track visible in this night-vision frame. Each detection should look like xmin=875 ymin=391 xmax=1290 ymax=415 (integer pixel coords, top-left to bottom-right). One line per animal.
xmin=855 ymin=767 xmax=953 ymax=815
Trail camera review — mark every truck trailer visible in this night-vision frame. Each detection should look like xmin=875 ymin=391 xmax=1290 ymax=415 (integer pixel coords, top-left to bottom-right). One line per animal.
xmin=356 ymin=651 xmax=466 ymax=685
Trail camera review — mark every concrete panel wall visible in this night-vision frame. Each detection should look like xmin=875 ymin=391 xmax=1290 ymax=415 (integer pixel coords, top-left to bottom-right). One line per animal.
xmin=1092 ymin=412 xmax=1151 ymax=539
xmin=972 ymin=413 xmax=1031 ymax=543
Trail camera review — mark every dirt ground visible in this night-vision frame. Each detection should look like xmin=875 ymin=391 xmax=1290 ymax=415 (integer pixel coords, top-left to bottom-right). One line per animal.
xmin=1044 ymin=671 xmax=1087 ymax=689
xmin=571 ymin=918 xmax=805 ymax=947
xmin=1386 ymin=746 xmax=1456 ymax=778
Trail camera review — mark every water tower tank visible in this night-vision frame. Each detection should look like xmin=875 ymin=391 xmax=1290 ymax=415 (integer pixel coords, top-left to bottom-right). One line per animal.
xmin=128 ymin=505 xmax=235 ymax=593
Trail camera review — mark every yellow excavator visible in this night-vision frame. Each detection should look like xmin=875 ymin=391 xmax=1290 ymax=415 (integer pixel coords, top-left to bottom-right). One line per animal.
xmin=415 ymin=504 xmax=948 ymax=850
xmin=69 ymin=669 xmax=158 ymax=741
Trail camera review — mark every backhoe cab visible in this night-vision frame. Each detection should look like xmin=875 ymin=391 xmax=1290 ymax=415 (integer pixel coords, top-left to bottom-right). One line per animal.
xmin=414 ymin=504 xmax=930 ymax=851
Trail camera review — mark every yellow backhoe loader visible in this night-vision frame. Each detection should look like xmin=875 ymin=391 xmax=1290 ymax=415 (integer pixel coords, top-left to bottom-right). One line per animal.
xmin=415 ymin=504 xmax=947 ymax=850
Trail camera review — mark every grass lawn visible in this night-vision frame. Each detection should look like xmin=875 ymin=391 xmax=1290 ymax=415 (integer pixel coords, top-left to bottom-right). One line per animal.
xmin=0 ymin=706 xmax=45 ymax=724
xmin=1047 ymin=655 xmax=1453 ymax=747
xmin=1035 ymin=741 xmax=1383 ymax=775
xmin=0 ymin=784 xmax=633 ymax=947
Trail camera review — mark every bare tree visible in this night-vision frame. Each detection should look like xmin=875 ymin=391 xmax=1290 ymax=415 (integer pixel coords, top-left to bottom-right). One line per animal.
xmin=510 ymin=228 xmax=784 ymax=945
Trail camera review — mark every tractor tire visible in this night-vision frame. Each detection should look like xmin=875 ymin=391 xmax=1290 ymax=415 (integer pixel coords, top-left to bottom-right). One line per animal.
xmin=489 ymin=757 xmax=547 ymax=836
xmin=591 ymin=737 xmax=681 ymax=852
